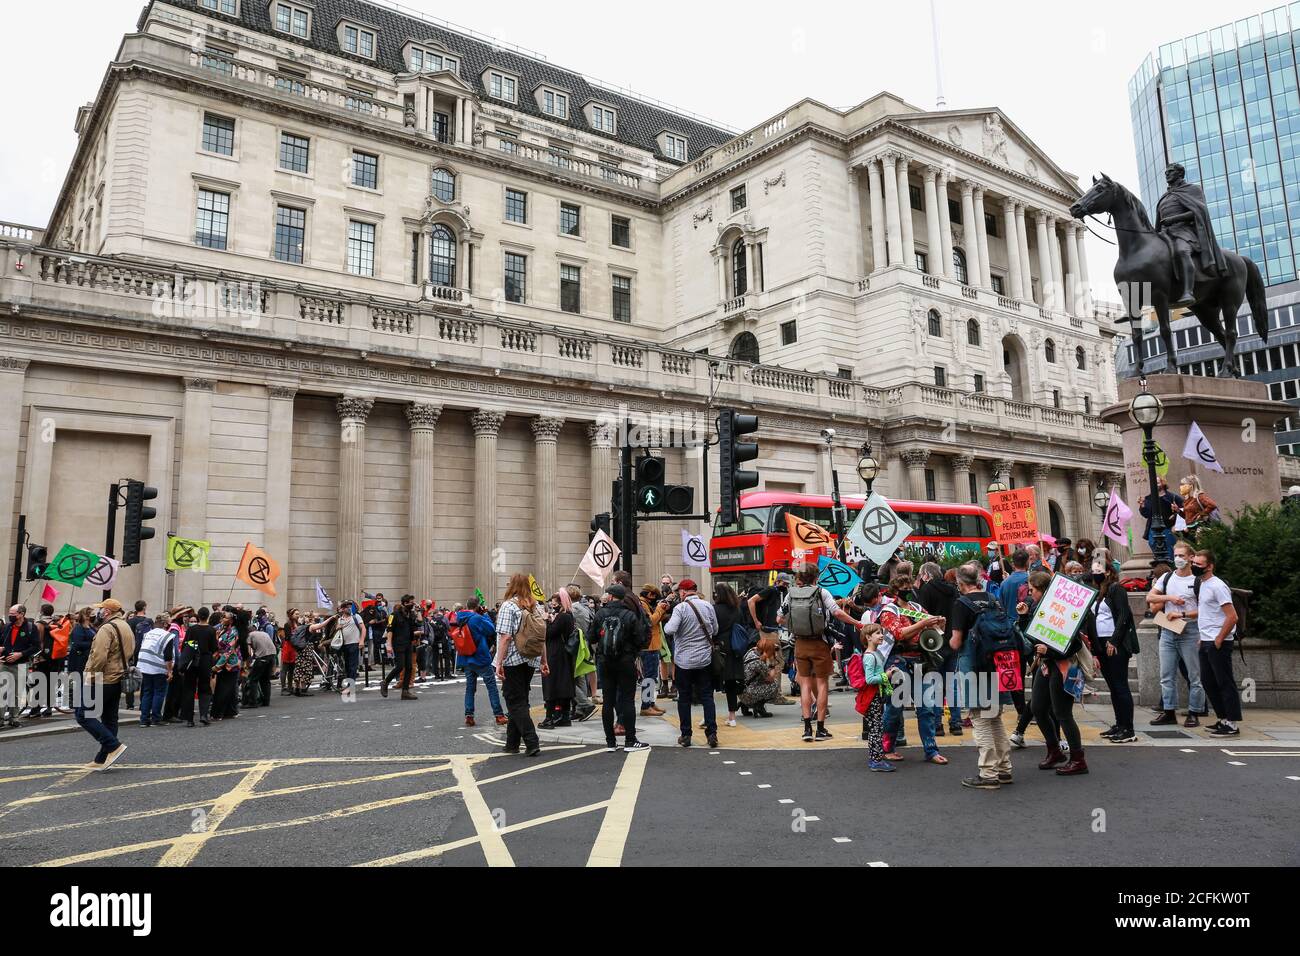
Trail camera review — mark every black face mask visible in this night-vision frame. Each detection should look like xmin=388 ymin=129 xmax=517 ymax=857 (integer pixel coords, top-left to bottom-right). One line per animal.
xmin=1191 ymin=566 xmax=1207 ymax=578
xmin=1091 ymin=573 xmax=1106 ymax=585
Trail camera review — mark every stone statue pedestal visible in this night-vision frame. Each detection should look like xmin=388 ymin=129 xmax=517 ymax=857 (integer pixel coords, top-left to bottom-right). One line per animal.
xmin=1100 ymin=374 xmax=1290 ymax=574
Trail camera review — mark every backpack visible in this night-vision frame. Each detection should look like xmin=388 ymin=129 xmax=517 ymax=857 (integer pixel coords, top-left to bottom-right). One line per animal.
xmin=449 ymin=619 xmax=477 ymax=657
xmin=845 ymin=650 xmax=867 ymax=690
xmin=958 ymin=595 xmax=1021 ymax=673
xmin=1160 ymin=572 xmax=1248 ymax=660
xmin=50 ymin=619 xmax=71 ymax=660
xmin=786 ymin=585 xmax=828 ymax=639
xmin=599 ymin=611 xmax=633 ymax=659
xmin=512 ymin=606 xmax=547 ymax=659
xmin=729 ymin=622 xmax=752 ymax=656
xmin=289 ymin=624 xmax=312 ymax=651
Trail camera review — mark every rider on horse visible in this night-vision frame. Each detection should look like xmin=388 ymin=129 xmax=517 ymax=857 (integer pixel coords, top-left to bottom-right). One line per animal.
xmin=1154 ymin=162 xmax=1230 ymax=308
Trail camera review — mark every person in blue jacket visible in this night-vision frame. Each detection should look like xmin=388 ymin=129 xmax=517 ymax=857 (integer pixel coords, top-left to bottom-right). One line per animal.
xmin=456 ymin=599 xmax=506 ymax=728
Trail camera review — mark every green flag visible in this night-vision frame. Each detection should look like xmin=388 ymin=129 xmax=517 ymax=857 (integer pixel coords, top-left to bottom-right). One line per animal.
xmin=42 ymin=543 xmax=101 ymax=586
xmin=1152 ymin=441 xmax=1170 ymax=479
xmin=166 ymin=536 xmax=211 ymax=572
xmin=474 ymin=587 xmax=485 ymax=606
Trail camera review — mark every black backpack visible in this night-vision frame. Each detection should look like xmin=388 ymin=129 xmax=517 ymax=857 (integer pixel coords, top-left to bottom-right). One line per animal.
xmin=958 ymin=595 xmax=1021 ymax=672
xmin=289 ymin=624 xmax=312 ymax=651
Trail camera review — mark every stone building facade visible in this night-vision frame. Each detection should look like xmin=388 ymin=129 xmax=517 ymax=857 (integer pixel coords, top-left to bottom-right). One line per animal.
xmin=0 ymin=0 xmax=1125 ymax=615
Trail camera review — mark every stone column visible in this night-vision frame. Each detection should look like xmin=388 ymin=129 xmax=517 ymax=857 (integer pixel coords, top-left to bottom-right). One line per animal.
xmin=1074 ymin=223 xmax=1093 ymax=315
xmin=923 ymin=166 xmax=944 ymax=276
xmin=714 ymin=248 xmax=727 ymax=300
xmin=175 ymin=378 xmax=215 ymax=608
xmin=847 ymin=166 xmax=865 ymax=276
xmin=866 ymin=159 xmax=887 ymax=273
xmin=745 ymin=240 xmax=759 ymax=292
xmin=336 ymin=395 xmax=374 ymax=603
xmin=588 ymin=421 xmax=618 ymax=519
xmin=987 ymin=458 xmax=1013 ymax=508
xmin=263 ymin=386 xmax=296 ymax=619
xmin=1071 ymin=469 xmax=1096 ymax=542
xmin=531 ymin=416 xmax=565 ymax=594
xmin=1014 ymin=203 xmax=1033 ymax=302
xmin=896 ymin=155 xmax=915 ymax=268
xmin=405 ymin=403 xmax=441 ymax=601
xmin=1034 ymin=211 xmax=1054 ymax=309
xmin=1002 ymin=200 xmax=1023 ymax=300
xmin=0 ymin=359 xmax=28 ymax=605
xmin=952 ymin=454 xmax=975 ymax=504
xmin=973 ymin=186 xmax=993 ymax=290
xmin=1065 ymin=223 xmax=1083 ymax=317
xmin=903 ymin=449 xmax=931 ymax=500
xmin=1030 ymin=463 xmax=1052 ymax=537
xmin=472 ymin=409 xmax=506 ymax=600
xmin=1048 ymin=218 xmax=1065 ymax=314
xmin=880 ymin=151 xmax=903 ymax=267
xmin=936 ymin=170 xmax=955 ymax=279
xmin=959 ymin=181 xmax=981 ymax=286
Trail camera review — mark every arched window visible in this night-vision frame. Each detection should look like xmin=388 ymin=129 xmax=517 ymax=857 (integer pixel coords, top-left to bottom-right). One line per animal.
xmin=428 ymin=224 xmax=457 ymax=287
xmin=927 ymin=309 xmax=942 ymax=337
xmin=731 ymin=236 xmax=748 ymax=297
xmin=1076 ymin=345 xmax=1087 ymax=370
xmin=967 ymin=318 xmax=981 ymax=347
xmin=431 ymin=167 xmax=455 ymax=203
xmin=729 ymin=331 xmax=759 ymax=364
xmin=952 ymin=248 xmax=968 ymax=285
xmin=1044 ymin=338 xmax=1057 ymax=364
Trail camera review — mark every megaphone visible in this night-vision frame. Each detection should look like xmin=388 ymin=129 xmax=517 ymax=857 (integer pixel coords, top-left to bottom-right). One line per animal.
xmin=919 ymin=628 xmax=944 ymax=656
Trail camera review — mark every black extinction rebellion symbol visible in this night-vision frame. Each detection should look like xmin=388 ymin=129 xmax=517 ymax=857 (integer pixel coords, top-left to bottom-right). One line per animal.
xmin=1195 ymin=437 xmax=1219 ymax=467
xmin=55 ymin=551 xmax=94 ymax=582
xmin=84 ymin=556 xmax=116 ymax=588
xmin=686 ymin=538 xmax=707 ymax=564
xmin=860 ymin=506 xmax=899 ymax=547
xmin=819 ymin=562 xmax=853 ymax=588
xmin=170 ymin=538 xmax=202 ymax=569
xmin=592 ymin=539 xmax=615 ymax=569
xmin=246 ymin=555 xmax=272 ymax=585
xmin=1104 ymin=502 xmax=1124 ymax=539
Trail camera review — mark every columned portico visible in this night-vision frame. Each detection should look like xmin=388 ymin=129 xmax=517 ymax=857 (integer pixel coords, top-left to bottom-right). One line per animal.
xmin=472 ymin=409 xmax=506 ymax=599
xmin=406 ymin=403 xmax=442 ymax=602
xmin=175 ymin=377 xmax=215 ymax=609
xmin=952 ymin=454 xmax=975 ymax=504
xmin=336 ymin=395 xmax=374 ymax=602
xmin=903 ymin=448 xmax=931 ymax=500
xmin=880 ymin=151 xmax=903 ymax=266
xmin=531 ymin=416 xmax=565 ymax=593
xmin=959 ymin=181 xmax=981 ymax=286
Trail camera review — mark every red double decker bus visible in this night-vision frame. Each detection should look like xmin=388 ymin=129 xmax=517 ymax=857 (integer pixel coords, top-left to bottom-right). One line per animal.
xmin=709 ymin=491 xmax=998 ymax=591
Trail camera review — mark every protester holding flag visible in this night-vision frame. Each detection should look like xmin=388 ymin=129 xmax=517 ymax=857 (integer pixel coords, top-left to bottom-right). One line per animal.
xmin=1139 ymin=478 xmax=1183 ymax=557
xmin=1177 ymin=475 xmax=1220 ymax=534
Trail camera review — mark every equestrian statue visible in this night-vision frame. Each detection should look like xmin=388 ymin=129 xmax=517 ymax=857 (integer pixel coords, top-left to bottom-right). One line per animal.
xmin=1069 ymin=163 xmax=1268 ymax=378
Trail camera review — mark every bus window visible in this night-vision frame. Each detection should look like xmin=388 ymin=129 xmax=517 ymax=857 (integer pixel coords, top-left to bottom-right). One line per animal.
xmin=778 ymin=505 xmax=837 ymax=532
xmin=959 ymin=513 xmax=992 ymax=538
xmin=713 ymin=506 xmax=772 ymax=536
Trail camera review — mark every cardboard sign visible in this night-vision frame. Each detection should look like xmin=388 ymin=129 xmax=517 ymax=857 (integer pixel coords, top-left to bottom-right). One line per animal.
xmin=989 ymin=487 xmax=1039 ymax=546
xmin=1025 ymin=574 xmax=1097 ymax=655
xmin=993 ymin=649 xmax=1023 ymax=692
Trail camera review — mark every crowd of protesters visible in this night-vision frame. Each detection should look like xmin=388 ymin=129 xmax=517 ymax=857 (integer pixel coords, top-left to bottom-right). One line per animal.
xmin=1 ymin=535 xmax=1246 ymax=778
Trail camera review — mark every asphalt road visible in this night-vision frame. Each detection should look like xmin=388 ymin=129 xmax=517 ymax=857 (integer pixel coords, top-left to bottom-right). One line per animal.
xmin=1 ymin=674 xmax=1296 ymax=867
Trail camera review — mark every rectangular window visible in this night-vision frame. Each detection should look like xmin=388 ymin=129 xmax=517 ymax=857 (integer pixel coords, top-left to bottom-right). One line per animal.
xmin=343 ymin=26 xmax=357 ymax=52
xmin=731 ymin=185 xmax=747 ymax=212
xmin=431 ymin=111 xmax=450 ymax=143
xmin=991 ymin=274 xmax=1004 ymax=295
xmin=346 ymin=220 xmax=376 ymax=277
xmin=924 ymin=469 xmax=937 ymax=502
xmin=542 ymin=90 xmax=568 ymax=119
xmin=505 ymin=188 xmax=528 ymax=224
xmin=781 ymin=320 xmax=797 ymax=345
xmin=948 ymin=198 xmax=962 ymax=224
xmin=611 ymin=215 xmax=631 ymax=248
xmin=984 ymin=213 xmax=998 ymax=237
xmin=559 ymin=202 xmax=581 ymax=237
xmin=274 ymin=70 xmax=305 ymax=95
xmin=664 ymin=135 xmax=687 ymax=161
xmin=504 ymin=252 xmax=526 ymax=303
xmin=351 ymin=150 xmax=378 ymax=189
xmin=1084 ymin=395 xmax=1093 ymax=415
xmin=837 ymin=367 xmax=852 ymax=380
xmin=200 ymin=0 xmax=237 ymax=15
xmin=973 ymin=372 xmax=984 ymax=392
xmin=201 ymin=113 xmax=234 ymax=155
xmin=1053 ymin=389 xmax=1062 ymax=408
xmin=279 ymin=132 xmax=309 ymax=173
xmin=915 ymin=251 xmax=928 ymax=273
xmin=410 ymin=232 xmax=420 ymax=284
xmin=909 ymin=184 xmax=923 ymax=211
xmin=934 ymin=366 xmax=946 ymax=387
xmin=194 ymin=189 xmax=230 ymax=249
xmin=968 ymin=472 xmax=978 ymax=504
xmin=489 ymin=72 xmax=517 ymax=101
xmin=273 ymin=205 xmax=305 ymax=263
xmin=612 ymin=274 xmax=632 ymax=322
xmin=275 ymin=4 xmax=309 ymax=38
xmin=592 ymin=106 xmax=615 ymax=132
xmin=496 ymin=130 xmax=518 ymax=154
xmin=560 ymin=264 xmax=581 ymax=313
xmin=341 ymin=26 xmax=374 ymax=57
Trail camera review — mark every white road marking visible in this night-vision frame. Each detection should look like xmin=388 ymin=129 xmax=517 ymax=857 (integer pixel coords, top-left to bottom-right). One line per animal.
xmin=1286 ymin=776 xmax=1300 ymax=781
xmin=833 ymin=837 xmax=852 ymax=844
xmin=804 ymin=815 xmax=820 ymax=822
xmin=757 ymin=784 xmax=771 ymax=789
xmin=738 ymin=771 xmax=752 ymax=776
xmin=723 ymin=760 xmax=736 ymax=765
xmin=778 ymin=799 xmax=793 ymax=804
xmin=868 ymin=861 xmax=889 ymax=867
xmin=709 ymin=751 xmax=720 ymax=755
xmin=1180 ymin=748 xmax=1196 ymax=753
xmin=1228 ymin=761 xmax=1246 ymax=766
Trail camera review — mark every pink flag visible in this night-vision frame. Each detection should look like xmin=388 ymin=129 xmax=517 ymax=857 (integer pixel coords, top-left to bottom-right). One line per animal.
xmin=40 ymin=582 xmax=59 ymax=603
xmin=1101 ymin=489 xmax=1132 ymax=546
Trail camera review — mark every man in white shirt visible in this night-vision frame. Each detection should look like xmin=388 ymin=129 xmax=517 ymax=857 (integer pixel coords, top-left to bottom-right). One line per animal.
xmin=1146 ymin=539 xmax=1207 ymax=727
xmin=663 ymin=579 xmax=719 ymax=748
xmin=1190 ymin=550 xmax=1241 ymax=737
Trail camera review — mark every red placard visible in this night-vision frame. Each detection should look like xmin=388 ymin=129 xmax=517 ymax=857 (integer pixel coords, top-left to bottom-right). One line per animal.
xmin=993 ymin=649 xmax=1023 ymax=692
xmin=989 ymin=487 xmax=1039 ymax=546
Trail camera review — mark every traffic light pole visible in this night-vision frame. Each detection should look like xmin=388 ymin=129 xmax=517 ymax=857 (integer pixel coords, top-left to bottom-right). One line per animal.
xmin=9 ymin=513 xmax=24 ymax=609
xmin=103 ymin=482 xmax=121 ymax=601
xmin=619 ymin=440 xmax=634 ymax=577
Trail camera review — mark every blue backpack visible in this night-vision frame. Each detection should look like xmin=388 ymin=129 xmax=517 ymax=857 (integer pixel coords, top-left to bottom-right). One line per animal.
xmin=729 ymin=622 xmax=752 ymax=656
xmin=958 ymin=595 xmax=1021 ymax=672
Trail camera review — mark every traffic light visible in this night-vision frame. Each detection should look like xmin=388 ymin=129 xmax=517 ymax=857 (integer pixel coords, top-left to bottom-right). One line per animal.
xmin=589 ymin=512 xmax=611 ymax=544
xmin=717 ymin=408 xmax=759 ymax=526
xmin=122 ymin=479 xmax=158 ymax=566
xmin=25 ymin=544 xmax=49 ymax=581
xmin=634 ymin=455 xmax=666 ymax=512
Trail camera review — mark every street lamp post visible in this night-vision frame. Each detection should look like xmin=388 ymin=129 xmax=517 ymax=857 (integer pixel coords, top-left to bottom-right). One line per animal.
xmin=1128 ymin=389 xmax=1169 ymax=566
xmin=823 ymin=429 xmax=847 ymax=562
xmin=856 ymin=442 xmax=878 ymax=496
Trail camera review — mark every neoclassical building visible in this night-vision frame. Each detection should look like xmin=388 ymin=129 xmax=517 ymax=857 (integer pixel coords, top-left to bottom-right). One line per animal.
xmin=0 ymin=0 xmax=1125 ymax=614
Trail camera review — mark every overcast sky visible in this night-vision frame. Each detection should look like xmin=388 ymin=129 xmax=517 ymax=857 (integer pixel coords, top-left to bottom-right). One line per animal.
xmin=0 ymin=0 xmax=1259 ymax=298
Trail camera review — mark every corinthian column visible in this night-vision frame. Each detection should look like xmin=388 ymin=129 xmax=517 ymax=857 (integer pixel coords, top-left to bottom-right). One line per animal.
xmin=880 ymin=151 xmax=903 ymax=266
xmin=588 ymin=421 xmax=618 ymax=520
xmin=902 ymin=449 xmax=931 ymax=501
xmin=1048 ymin=217 xmax=1065 ymax=313
xmin=960 ymin=181 xmax=981 ymax=287
xmin=973 ymin=186 xmax=992 ymax=290
xmin=1031 ymin=463 xmax=1052 ymax=537
xmin=923 ymin=166 xmax=944 ymax=276
xmin=937 ymin=170 xmax=955 ymax=278
xmin=472 ymin=409 xmax=506 ymax=600
xmin=264 ymin=386 xmax=297 ymax=618
xmin=405 ymin=403 xmax=442 ymax=600
xmin=0 ymin=359 xmax=27 ymax=609
xmin=1035 ymin=211 xmax=1054 ymax=308
xmin=896 ymin=154 xmax=915 ymax=267
xmin=1071 ymin=469 xmax=1096 ymax=542
xmin=1002 ymin=200 xmax=1023 ymax=300
xmin=532 ymin=416 xmax=565 ymax=594
xmin=1075 ymin=223 xmax=1093 ymax=315
xmin=1065 ymin=223 xmax=1082 ymax=317
xmin=952 ymin=454 xmax=975 ymax=504
xmin=337 ymin=395 xmax=374 ymax=602
xmin=1015 ymin=203 xmax=1033 ymax=301
xmin=175 ymin=377 xmax=215 ymax=609
xmin=867 ymin=159 xmax=887 ymax=273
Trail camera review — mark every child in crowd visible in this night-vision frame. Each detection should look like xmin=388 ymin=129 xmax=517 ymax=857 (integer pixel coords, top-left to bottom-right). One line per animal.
xmin=854 ymin=623 xmax=895 ymax=773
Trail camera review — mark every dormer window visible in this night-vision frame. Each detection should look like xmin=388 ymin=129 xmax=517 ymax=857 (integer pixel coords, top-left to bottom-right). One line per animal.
xmin=200 ymin=0 xmax=238 ymax=14
xmin=541 ymin=88 xmax=569 ymax=120
xmin=341 ymin=24 xmax=375 ymax=58
xmin=272 ymin=2 xmax=310 ymax=39
xmin=409 ymin=46 xmax=459 ymax=74
xmin=488 ymin=71 xmax=517 ymax=103
xmin=589 ymin=104 xmax=616 ymax=134
xmin=659 ymin=132 xmax=688 ymax=161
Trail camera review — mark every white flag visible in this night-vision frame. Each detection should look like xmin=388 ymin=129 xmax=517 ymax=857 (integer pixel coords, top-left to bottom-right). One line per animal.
xmin=1182 ymin=421 xmax=1223 ymax=473
xmin=681 ymin=528 xmax=708 ymax=568
xmin=315 ymin=579 xmax=334 ymax=610
xmin=1101 ymin=489 xmax=1133 ymax=546
xmin=579 ymin=529 xmax=621 ymax=589
xmin=846 ymin=492 xmax=913 ymax=566
xmin=83 ymin=555 xmax=120 ymax=591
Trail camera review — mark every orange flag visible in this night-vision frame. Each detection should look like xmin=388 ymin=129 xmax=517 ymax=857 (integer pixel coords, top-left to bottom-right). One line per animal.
xmin=785 ymin=512 xmax=832 ymax=550
xmin=235 ymin=541 xmax=282 ymax=597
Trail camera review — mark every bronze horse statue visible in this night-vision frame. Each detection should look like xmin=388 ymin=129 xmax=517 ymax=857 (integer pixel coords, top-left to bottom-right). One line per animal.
xmin=1069 ymin=174 xmax=1268 ymax=377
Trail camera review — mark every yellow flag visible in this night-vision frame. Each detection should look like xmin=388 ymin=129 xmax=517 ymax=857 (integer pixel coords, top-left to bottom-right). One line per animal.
xmin=529 ymin=574 xmax=547 ymax=603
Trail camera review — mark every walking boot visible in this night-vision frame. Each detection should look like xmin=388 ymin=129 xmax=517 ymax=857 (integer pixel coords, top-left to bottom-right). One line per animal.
xmin=1056 ymin=746 xmax=1088 ymax=775
xmin=1150 ymin=709 xmax=1177 ymax=726
xmin=1038 ymin=743 xmax=1068 ymax=770
xmin=379 ymin=679 xmax=389 ymax=698
xmin=400 ymin=689 xmax=418 ymax=701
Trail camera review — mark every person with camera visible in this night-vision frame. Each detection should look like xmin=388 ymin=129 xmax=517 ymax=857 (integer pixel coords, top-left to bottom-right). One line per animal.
xmin=381 ymin=595 xmax=421 ymax=701
xmin=456 ymin=598 xmax=506 ymax=727
xmin=637 ymin=584 xmax=671 ymax=719
xmin=877 ymin=571 xmax=948 ymax=762
xmin=663 ymin=579 xmax=719 ymax=748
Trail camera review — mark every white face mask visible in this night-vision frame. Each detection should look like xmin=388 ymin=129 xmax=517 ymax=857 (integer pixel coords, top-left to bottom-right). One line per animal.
xmin=1174 ymin=556 xmax=1189 ymax=570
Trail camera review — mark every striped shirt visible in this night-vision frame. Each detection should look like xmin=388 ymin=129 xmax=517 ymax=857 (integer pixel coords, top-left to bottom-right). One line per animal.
xmin=495 ymin=599 xmax=539 ymax=668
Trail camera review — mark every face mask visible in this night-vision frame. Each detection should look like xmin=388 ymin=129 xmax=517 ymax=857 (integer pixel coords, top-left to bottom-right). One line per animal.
xmin=1174 ymin=556 xmax=1189 ymax=570
xmin=1179 ymin=485 xmax=1191 ymax=497
xmin=1191 ymin=565 xmax=1207 ymax=578
xmin=1091 ymin=573 xmax=1106 ymax=585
